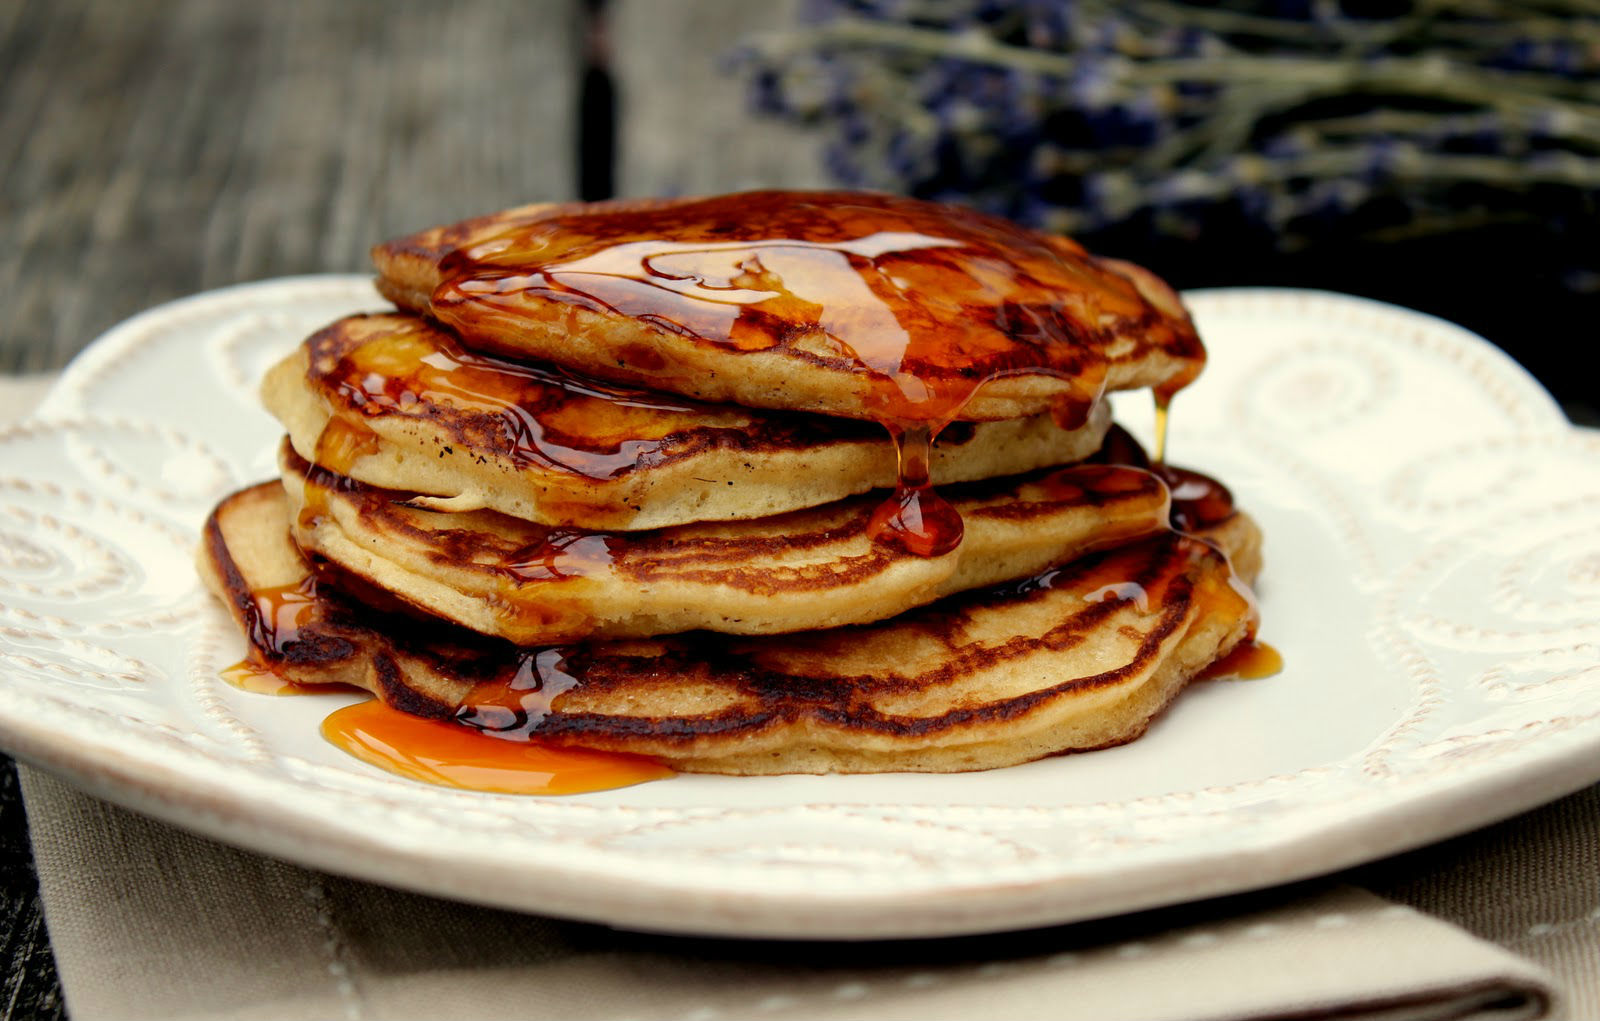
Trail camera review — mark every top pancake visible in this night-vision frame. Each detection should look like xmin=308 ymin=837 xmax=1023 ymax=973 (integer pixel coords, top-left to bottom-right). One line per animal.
xmin=372 ymin=191 xmax=1205 ymax=423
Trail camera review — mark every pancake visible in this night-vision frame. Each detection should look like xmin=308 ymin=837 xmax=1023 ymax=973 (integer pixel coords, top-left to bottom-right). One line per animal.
xmin=371 ymin=191 xmax=1205 ymax=425
xmin=263 ymin=313 xmax=1114 ymax=530
xmin=199 ymin=482 xmax=1260 ymax=774
xmin=280 ymin=440 xmax=1182 ymax=643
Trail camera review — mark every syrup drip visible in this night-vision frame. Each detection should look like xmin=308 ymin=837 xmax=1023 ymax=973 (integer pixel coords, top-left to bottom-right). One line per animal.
xmin=221 ymin=660 xmax=328 ymax=696
xmin=1007 ymin=531 xmax=1252 ymax=640
xmin=1152 ymin=392 xmax=1171 ymax=465
xmin=432 ymin=192 xmax=1200 ymax=556
xmin=1198 ymin=640 xmax=1284 ymax=681
xmin=1061 ymin=429 xmax=1266 ymax=652
xmin=242 ymin=577 xmax=320 ymax=656
xmin=312 ymin=322 xmax=709 ymax=480
xmin=321 ymin=699 xmax=673 ymax=795
xmin=1160 ymin=466 xmax=1236 ymax=533
xmin=1144 ymin=379 xmax=1236 ymax=528
xmin=312 ymin=414 xmax=382 ymax=474
xmin=453 ymin=647 xmax=581 ymax=740
xmin=302 ymin=417 xmax=379 ymax=529
xmin=1050 ymin=396 xmax=1097 ymax=432
xmin=499 ymin=531 xmax=621 ymax=583
xmin=1089 ymin=425 xmax=1237 ymax=533
xmin=222 ymin=577 xmax=345 ymax=696
xmin=1150 ymin=359 xmax=1199 ymax=466
xmin=867 ymin=425 xmax=964 ymax=556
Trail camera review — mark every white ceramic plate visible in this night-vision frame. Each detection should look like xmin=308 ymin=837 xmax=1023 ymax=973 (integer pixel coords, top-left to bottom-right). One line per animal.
xmin=2 ymin=277 xmax=1597 ymax=939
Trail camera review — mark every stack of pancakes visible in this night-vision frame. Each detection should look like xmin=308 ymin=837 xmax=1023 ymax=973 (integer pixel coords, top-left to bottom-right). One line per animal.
xmin=199 ymin=191 xmax=1263 ymax=775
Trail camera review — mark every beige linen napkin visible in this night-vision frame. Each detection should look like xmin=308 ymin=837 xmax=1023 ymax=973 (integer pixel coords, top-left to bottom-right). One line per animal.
xmin=1 ymin=372 xmax=1576 ymax=1020
xmin=15 ymin=769 xmax=1559 ymax=1021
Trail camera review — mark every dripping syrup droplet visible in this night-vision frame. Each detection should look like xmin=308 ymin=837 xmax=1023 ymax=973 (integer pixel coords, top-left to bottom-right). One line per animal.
xmin=221 ymin=660 xmax=330 ymax=696
xmin=867 ymin=424 xmax=963 ymax=557
xmin=454 ymin=647 xmax=581 ymax=741
xmin=243 ymin=577 xmax=320 ymax=656
xmin=321 ymin=700 xmax=673 ymax=795
xmin=300 ymin=417 xmax=380 ymax=529
xmin=499 ymin=531 xmax=621 ymax=583
xmin=1152 ymin=391 xmax=1171 ymax=466
xmin=1050 ymin=395 xmax=1095 ymax=432
xmin=313 ymin=414 xmax=382 ymax=474
xmin=1198 ymin=640 xmax=1283 ymax=681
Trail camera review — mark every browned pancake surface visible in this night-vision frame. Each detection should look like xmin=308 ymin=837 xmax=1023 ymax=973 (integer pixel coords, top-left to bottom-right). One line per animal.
xmin=263 ymin=313 xmax=1114 ymax=529
xmin=373 ymin=191 xmax=1204 ymax=423
xmin=281 ymin=441 xmax=1179 ymax=642
xmin=200 ymin=482 xmax=1260 ymax=774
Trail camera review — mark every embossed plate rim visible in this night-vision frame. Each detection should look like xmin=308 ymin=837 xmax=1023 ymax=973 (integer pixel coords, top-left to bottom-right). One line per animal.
xmin=1 ymin=276 xmax=1596 ymax=939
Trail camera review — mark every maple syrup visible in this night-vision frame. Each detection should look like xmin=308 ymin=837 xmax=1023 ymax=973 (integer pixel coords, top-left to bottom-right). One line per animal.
xmin=1152 ymin=393 xmax=1171 ymax=465
xmin=451 ymin=647 xmax=580 ymax=739
xmin=429 ymin=191 xmax=1203 ymax=557
xmin=1035 ymin=461 xmax=1163 ymax=504
xmin=312 ymin=414 xmax=381 ymax=474
xmin=865 ymin=423 xmax=964 ymax=555
xmin=240 ymin=577 xmax=320 ymax=656
xmin=221 ymin=576 xmax=353 ymax=695
xmin=996 ymin=529 xmax=1255 ymax=653
xmin=1088 ymin=425 xmax=1237 ymax=533
xmin=219 ymin=568 xmax=672 ymax=794
xmin=498 ymin=530 xmax=622 ymax=583
xmin=307 ymin=318 xmax=723 ymax=482
xmin=1158 ymin=465 xmax=1236 ymax=533
xmin=1198 ymin=640 xmax=1284 ymax=681
xmin=321 ymin=699 xmax=673 ymax=795
xmin=220 ymin=660 xmax=330 ymax=696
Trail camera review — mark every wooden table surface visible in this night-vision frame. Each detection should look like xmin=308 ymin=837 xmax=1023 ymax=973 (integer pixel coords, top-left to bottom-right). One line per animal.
xmin=1 ymin=2 xmax=1593 ymax=1018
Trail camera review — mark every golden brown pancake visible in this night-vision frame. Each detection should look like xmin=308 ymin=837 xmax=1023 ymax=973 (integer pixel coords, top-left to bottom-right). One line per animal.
xmin=279 ymin=440 xmax=1183 ymax=643
xmin=199 ymin=482 xmax=1260 ymax=774
xmin=262 ymin=313 xmax=1114 ymax=530
xmin=372 ymin=191 xmax=1204 ymax=424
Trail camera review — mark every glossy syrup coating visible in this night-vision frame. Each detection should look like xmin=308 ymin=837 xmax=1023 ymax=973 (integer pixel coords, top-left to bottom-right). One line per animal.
xmin=306 ymin=313 xmax=723 ymax=482
xmin=322 ymin=700 xmax=674 ymax=795
xmin=267 ymin=312 xmax=1118 ymax=531
xmin=1090 ymin=424 xmax=1237 ymax=533
xmin=376 ymin=191 xmax=1206 ymax=555
xmin=420 ymin=191 xmax=1203 ymax=424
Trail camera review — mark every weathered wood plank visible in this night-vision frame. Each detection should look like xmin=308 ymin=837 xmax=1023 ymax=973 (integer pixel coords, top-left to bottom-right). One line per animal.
xmin=611 ymin=0 xmax=826 ymax=197
xmin=0 ymin=0 xmax=583 ymax=373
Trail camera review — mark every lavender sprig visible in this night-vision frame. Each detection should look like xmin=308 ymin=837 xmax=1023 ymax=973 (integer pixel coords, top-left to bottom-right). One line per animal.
xmin=734 ymin=0 xmax=1600 ymax=248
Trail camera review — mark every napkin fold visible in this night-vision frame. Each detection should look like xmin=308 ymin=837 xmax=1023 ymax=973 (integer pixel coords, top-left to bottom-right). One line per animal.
xmin=18 ymin=767 xmax=1557 ymax=1021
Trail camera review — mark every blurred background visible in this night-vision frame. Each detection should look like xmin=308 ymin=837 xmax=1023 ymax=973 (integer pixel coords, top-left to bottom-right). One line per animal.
xmin=2 ymin=0 xmax=1596 ymax=421
xmin=0 ymin=1 xmax=1596 ymax=1013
